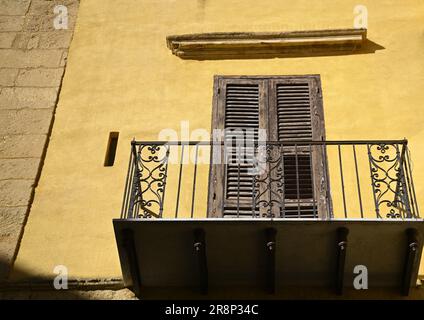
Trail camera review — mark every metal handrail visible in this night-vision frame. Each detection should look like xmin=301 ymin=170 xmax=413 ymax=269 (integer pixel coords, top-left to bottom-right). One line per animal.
xmin=131 ymin=139 xmax=408 ymax=146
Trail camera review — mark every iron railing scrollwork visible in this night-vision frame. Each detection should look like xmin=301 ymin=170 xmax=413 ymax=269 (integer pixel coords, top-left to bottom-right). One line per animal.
xmin=252 ymin=144 xmax=286 ymax=218
xmin=367 ymin=143 xmax=418 ymax=219
xmin=123 ymin=142 xmax=170 ymax=219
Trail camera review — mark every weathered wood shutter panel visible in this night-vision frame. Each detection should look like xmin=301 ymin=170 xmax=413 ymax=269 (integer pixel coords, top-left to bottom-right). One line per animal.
xmin=269 ymin=77 xmax=327 ymax=218
xmin=224 ymin=83 xmax=259 ymax=208
xmin=208 ymin=78 xmax=267 ymax=217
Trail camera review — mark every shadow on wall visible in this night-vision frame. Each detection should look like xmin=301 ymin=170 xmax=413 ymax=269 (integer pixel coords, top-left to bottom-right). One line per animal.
xmin=179 ymin=39 xmax=384 ymax=60
xmin=3 ymin=258 xmax=424 ymax=300
xmin=0 ymin=259 xmax=129 ymax=300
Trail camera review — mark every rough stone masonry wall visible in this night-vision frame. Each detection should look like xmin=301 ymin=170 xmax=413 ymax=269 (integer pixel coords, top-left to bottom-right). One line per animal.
xmin=0 ymin=0 xmax=79 ymax=279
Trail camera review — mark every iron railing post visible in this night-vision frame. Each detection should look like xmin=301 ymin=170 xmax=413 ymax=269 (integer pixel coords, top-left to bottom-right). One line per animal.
xmin=128 ymin=142 xmax=141 ymax=219
xmin=367 ymin=143 xmax=381 ymax=218
xmin=121 ymin=147 xmax=134 ymax=219
xmin=405 ymin=146 xmax=420 ymax=217
xmin=397 ymin=142 xmax=412 ymax=218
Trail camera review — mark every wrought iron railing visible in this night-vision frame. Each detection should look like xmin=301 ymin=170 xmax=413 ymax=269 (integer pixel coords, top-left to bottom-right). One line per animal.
xmin=120 ymin=140 xmax=420 ymax=220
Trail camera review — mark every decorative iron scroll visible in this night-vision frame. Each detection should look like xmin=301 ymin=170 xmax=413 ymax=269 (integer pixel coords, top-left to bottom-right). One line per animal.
xmin=252 ymin=145 xmax=285 ymax=218
xmin=132 ymin=144 xmax=170 ymax=218
xmin=367 ymin=143 xmax=410 ymax=218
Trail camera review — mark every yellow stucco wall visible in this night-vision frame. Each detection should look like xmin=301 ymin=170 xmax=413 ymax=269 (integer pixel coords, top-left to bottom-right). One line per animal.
xmin=12 ymin=0 xmax=424 ymax=280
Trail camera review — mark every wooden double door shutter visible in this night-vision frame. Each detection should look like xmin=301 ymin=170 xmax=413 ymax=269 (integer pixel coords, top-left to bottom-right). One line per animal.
xmin=208 ymin=75 xmax=328 ymax=218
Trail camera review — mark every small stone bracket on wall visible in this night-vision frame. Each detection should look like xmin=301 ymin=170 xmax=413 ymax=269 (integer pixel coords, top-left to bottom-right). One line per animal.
xmin=166 ymin=28 xmax=367 ymax=59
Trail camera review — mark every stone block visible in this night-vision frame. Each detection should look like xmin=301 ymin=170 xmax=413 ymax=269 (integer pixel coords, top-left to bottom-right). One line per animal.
xmin=29 ymin=0 xmax=80 ymax=16
xmin=12 ymin=32 xmax=39 ymax=49
xmin=0 ymin=158 xmax=40 ymax=180
xmin=0 ymin=87 xmax=58 ymax=109
xmin=0 ymin=16 xmax=24 ymax=32
xmin=24 ymin=14 xmax=77 ymax=32
xmin=0 ymin=32 xmax=16 ymax=48
xmin=38 ymin=32 xmax=72 ymax=49
xmin=0 ymin=0 xmax=31 ymax=15
xmin=0 ymin=206 xmax=27 ymax=279
xmin=0 ymin=134 xmax=47 ymax=158
xmin=0 ymin=49 xmax=63 ymax=68
xmin=16 ymin=68 xmax=64 ymax=87
xmin=0 ymin=180 xmax=33 ymax=207
xmin=0 ymin=69 xmax=18 ymax=86
xmin=0 ymin=206 xmax=27 ymax=238
xmin=0 ymin=108 xmax=54 ymax=135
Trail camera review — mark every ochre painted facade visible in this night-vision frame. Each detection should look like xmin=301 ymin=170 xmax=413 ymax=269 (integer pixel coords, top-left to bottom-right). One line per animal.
xmin=11 ymin=0 xmax=424 ymax=283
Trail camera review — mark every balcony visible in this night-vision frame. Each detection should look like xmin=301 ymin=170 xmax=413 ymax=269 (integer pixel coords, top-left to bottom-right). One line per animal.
xmin=113 ymin=139 xmax=423 ymax=298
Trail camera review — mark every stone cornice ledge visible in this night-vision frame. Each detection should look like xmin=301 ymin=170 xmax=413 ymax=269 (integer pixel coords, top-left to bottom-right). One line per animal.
xmin=166 ymin=28 xmax=367 ymax=59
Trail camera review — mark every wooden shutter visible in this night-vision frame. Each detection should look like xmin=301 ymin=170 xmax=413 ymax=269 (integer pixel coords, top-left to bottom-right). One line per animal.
xmin=208 ymin=77 xmax=267 ymax=217
xmin=208 ymin=75 xmax=328 ymax=218
xmin=268 ymin=76 xmax=327 ymax=218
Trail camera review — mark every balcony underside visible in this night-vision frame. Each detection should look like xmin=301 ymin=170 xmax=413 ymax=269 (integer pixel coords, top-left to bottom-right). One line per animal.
xmin=113 ymin=218 xmax=424 ymax=298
